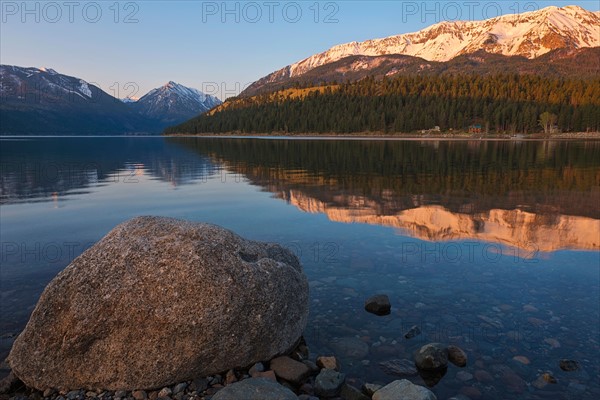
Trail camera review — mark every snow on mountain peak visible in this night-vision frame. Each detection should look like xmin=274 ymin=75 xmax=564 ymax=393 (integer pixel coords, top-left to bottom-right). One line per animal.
xmin=287 ymin=5 xmax=600 ymax=77
xmin=135 ymin=81 xmax=222 ymax=119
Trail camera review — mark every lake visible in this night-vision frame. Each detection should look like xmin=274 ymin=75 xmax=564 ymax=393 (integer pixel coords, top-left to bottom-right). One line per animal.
xmin=1 ymin=137 xmax=599 ymax=399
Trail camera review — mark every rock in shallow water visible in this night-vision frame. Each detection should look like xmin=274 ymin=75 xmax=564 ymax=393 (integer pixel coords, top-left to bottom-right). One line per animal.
xmin=559 ymin=359 xmax=580 ymax=371
xmin=447 ymin=345 xmax=467 ymax=367
xmin=314 ymin=369 xmax=345 ymax=397
xmin=372 ymin=380 xmax=437 ymax=400
xmin=364 ymin=294 xmax=391 ymax=316
xmin=414 ymin=343 xmax=448 ymax=371
xmin=8 ymin=216 xmax=309 ymax=391
xmin=211 ymin=378 xmax=299 ymax=400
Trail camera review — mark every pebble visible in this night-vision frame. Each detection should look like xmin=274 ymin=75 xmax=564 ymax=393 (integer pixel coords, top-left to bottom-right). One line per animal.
xmin=362 ymin=383 xmax=383 ymax=396
xmin=456 ymin=371 xmax=473 ymax=381
xmin=132 ymin=390 xmax=147 ymax=400
xmin=248 ymin=362 xmax=265 ymax=376
xmin=559 ymin=359 xmax=580 ymax=371
xmin=544 ymin=338 xmax=561 ymax=348
xmin=447 ymin=345 xmax=468 ymax=367
xmin=316 ymin=355 xmax=341 ymax=371
xmin=224 ymin=370 xmax=237 ymax=385
xmin=157 ymin=388 xmax=172 ymax=398
xmin=364 ymin=294 xmax=391 ymax=316
xmin=340 ymin=383 xmax=369 ymax=400
xmin=172 ymin=383 xmax=187 ymax=395
xmin=403 ymin=325 xmax=421 ymax=339
xmin=512 ymin=355 xmax=530 ymax=365
xmin=314 ymin=369 xmax=345 ymax=397
xmin=459 ymin=386 xmax=482 ymax=399
xmin=378 ymin=359 xmax=418 ymax=377
xmin=474 ymin=370 xmax=493 ymax=383
xmin=270 ymin=356 xmax=312 ymax=384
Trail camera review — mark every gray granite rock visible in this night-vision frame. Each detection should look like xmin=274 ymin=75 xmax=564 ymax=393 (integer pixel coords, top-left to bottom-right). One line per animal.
xmin=314 ymin=369 xmax=345 ymax=397
xmin=372 ymin=380 xmax=437 ymax=400
xmin=414 ymin=343 xmax=448 ymax=371
xmin=8 ymin=217 xmax=309 ymax=391
xmin=211 ymin=378 xmax=298 ymax=400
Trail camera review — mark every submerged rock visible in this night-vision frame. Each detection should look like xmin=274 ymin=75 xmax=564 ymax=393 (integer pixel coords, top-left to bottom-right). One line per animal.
xmin=364 ymin=294 xmax=391 ymax=316
xmin=559 ymin=359 xmax=580 ymax=371
xmin=211 ymin=378 xmax=299 ymax=400
xmin=372 ymin=380 xmax=437 ymax=400
xmin=379 ymin=359 xmax=418 ymax=377
xmin=447 ymin=345 xmax=468 ymax=367
xmin=404 ymin=325 xmax=421 ymax=339
xmin=8 ymin=217 xmax=309 ymax=391
xmin=314 ymin=369 xmax=345 ymax=397
xmin=414 ymin=343 xmax=448 ymax=371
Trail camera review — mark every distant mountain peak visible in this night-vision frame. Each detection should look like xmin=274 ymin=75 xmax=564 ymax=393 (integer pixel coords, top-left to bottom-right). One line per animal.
xmin=134 ymin=81 xmax=222 ymax=124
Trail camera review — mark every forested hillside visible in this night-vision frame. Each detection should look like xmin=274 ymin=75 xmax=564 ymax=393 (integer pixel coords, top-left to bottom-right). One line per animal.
xmin=165 ymin=74 xmax=600 ymax=135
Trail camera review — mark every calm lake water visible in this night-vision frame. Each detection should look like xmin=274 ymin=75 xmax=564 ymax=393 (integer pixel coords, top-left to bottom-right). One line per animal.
xmin=1 ymin=137 xmax=599 ymax=399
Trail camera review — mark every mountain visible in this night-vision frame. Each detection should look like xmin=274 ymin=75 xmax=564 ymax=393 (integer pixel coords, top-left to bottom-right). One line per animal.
xmin=0 ymin=66 xmax=220 ymax=135
xmin=130 ymin=81 xmax=221 ymax=126
xmin=242 ymin=5 xmax=600 ymax=96
xmin=0 ymin=65 xmax=158 ymax=135
xmin=242 ymin=47 xmax=600 ymax=96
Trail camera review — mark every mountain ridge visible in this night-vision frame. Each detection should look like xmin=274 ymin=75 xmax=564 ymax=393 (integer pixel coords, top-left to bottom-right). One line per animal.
xmin=242 ymin=5 xmax=600 ymax=96
xmin=0 ymin=66 xmax=220 ymax=134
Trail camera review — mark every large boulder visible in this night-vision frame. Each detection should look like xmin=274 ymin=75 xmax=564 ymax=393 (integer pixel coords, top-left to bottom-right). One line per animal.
xmin=8 ymin=217 xmax=309 ymax=391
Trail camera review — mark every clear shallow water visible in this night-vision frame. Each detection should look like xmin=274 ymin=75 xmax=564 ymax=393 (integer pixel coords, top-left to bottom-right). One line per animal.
xmin=1 ymin=137 xmax=599 ymax=399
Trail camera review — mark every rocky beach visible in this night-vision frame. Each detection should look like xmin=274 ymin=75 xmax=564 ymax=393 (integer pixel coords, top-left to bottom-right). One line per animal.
xmin=0 ymin=217 xmax=595 ymax=400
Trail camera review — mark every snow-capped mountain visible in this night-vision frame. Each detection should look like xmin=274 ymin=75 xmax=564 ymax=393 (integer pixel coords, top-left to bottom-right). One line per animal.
xmin=131 ymin=81 xmax=221 ymax=124
xmin=242 ymin=5 xmax=599 ymax=95
xmin=0 ymin=65 xmax=159 ymax=134
xmin=0 ymin=65 xmax=98 ymax=102
xmin=0 ymin=66 xmax=219 ymax=134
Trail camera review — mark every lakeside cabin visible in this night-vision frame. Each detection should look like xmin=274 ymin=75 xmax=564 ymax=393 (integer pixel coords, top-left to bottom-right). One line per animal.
xmin=469 ymin=123 xmax=483 ymax=134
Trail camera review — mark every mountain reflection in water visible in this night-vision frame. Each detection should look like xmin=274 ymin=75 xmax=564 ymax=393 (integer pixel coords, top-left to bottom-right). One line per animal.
xmin=171 ymin=137 xmax=600 ymax=252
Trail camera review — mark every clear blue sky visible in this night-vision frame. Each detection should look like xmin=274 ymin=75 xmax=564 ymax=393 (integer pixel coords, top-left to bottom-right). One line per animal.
xmin=1 ymin=1 xmax=598 ymax=99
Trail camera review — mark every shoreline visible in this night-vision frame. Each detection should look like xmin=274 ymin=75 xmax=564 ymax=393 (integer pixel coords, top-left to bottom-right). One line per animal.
xmin=164 ymin=132 xmax=600 ymax=141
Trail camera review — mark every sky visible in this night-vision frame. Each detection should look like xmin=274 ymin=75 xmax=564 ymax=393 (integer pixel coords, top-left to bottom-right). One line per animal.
xmin=1 ymin=0 xmax=599 ymax=99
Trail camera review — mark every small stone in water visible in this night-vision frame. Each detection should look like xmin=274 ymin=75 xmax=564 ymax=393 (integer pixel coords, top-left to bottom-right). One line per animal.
xmin=379 ymin=359 xmax=418 ymax=377
xmin=544 ymin=338 xmax=561 ymax=348
xmin=456 ymin=371 xmax=473 ymax=382
xmin=364 ymin=294 xmax=391 ymax=316
xmin=404 ymin=325 xmax=421 ymax=339
xmin=157 ymin=388 xmax=172 ymax=398
xmin=314 ymin=369 xmax=346 ymax=397
xmin=362 ymin=383 xmax=383 ymax=396
xmin=559 ymin=359 xmax=580 ymax=371
xmin=447 ymin=345 xmax=468 ymax=367
xmin=512 ymin=355 xmax=530 ymax=365
xmin=316 ymin=355 xmax=341 ymax=371
xmin=543 ymin=373 xmax=557 ymax=383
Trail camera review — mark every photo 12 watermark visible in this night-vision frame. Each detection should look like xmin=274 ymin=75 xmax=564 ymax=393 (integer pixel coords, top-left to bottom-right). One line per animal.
xmin=1 ymin=1 xmax=140 ymax=23
xmin=400 ymin=1 xmax=540 ymax=23
xmin=200 ymin=1 xmax=340 ymax=23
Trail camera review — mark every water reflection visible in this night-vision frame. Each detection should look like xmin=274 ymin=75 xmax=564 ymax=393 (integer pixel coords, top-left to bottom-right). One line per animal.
xmin=0 ymin=138 xmax=219 ymax=203
xmin=172 ymin=137 xmax=600 ymax=252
